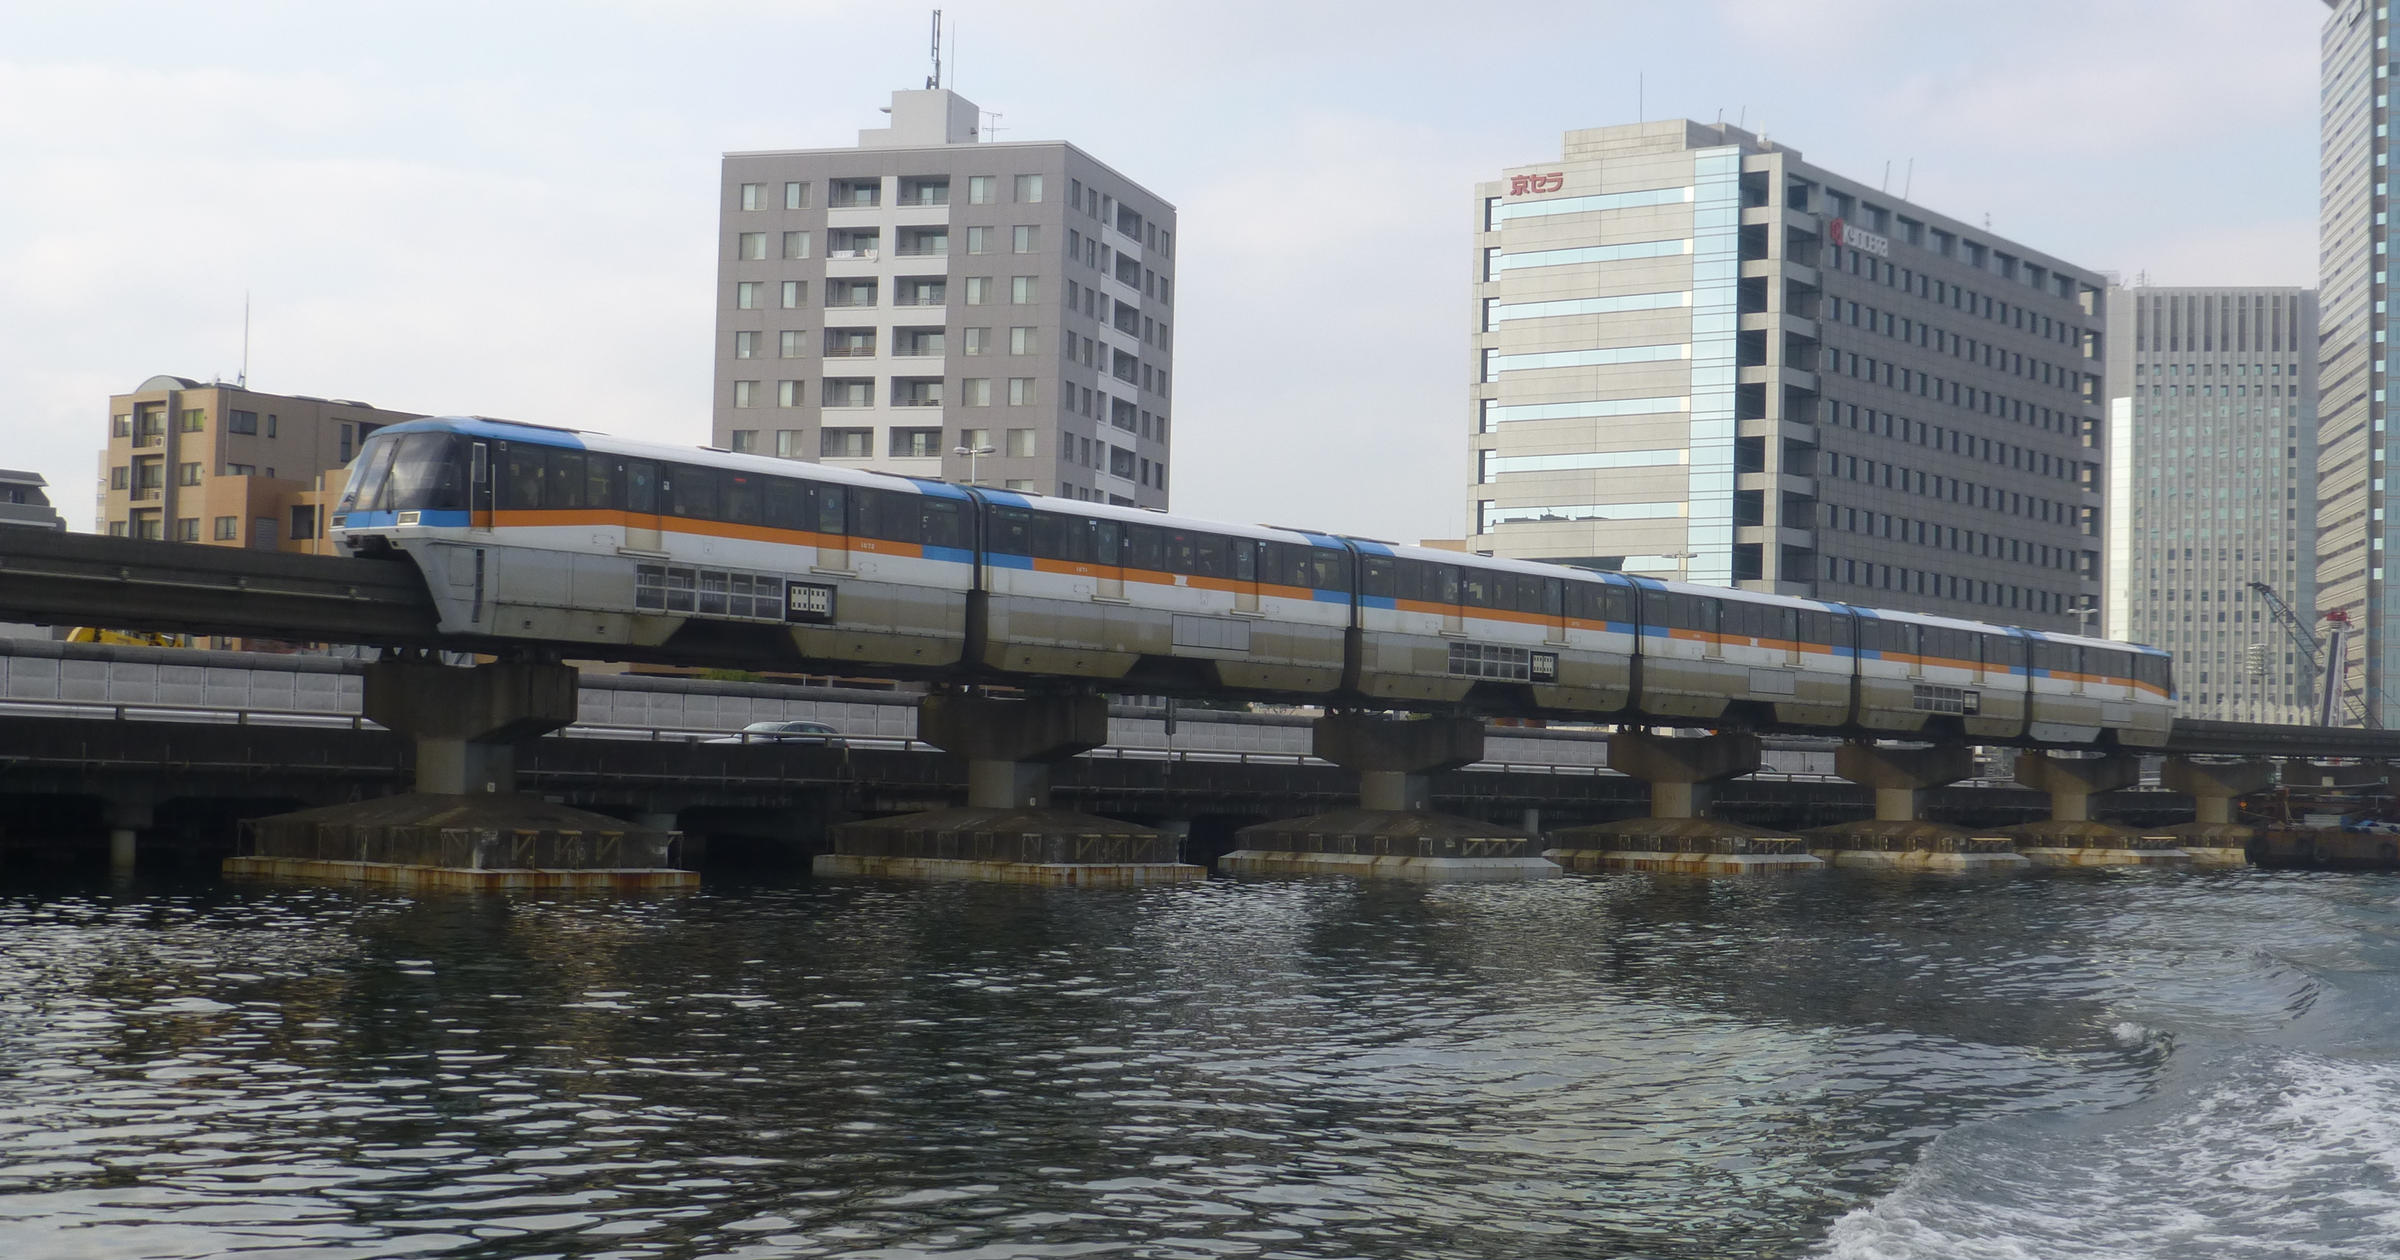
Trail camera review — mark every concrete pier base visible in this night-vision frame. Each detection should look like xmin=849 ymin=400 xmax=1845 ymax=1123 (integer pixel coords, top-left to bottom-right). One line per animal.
xmin=1808 ymin=742 xmax=2024 ymax=869
xmin=1544 ymin=731 xmax=1822 ymax=875
xmin=1226 ymin=714 xmax=1558 ymax=881
xmin=2153 ymin=758 xmax=2276 ymax=868
xmin=1999 ymin=751 xmax=2187 ymax=864
xmin=226 ymin=793 xmax=697 ymax=891
xmin=819 ymin=693 xmax=1200 ymax=884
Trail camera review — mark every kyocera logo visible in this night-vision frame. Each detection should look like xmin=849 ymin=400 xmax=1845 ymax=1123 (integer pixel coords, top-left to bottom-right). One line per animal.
xmin=1827 ymin=216 xmax=1892 ymax=259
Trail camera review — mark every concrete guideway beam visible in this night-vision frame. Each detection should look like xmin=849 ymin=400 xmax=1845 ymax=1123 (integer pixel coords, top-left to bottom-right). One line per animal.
xmin=1836 ymin=741 xmax=1976 ymax=823
xmin=1609 ymin=730 xmax=1762 ymax=820
xmin=364 ymin=656 xmax=579 ymax=796
xmin=916 ymin=691 xmax=1109 ymax=810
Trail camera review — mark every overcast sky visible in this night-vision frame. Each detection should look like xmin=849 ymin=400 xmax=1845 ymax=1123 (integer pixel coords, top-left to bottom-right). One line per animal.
xmin=0 ymin=0 xmax=2322 ymax=538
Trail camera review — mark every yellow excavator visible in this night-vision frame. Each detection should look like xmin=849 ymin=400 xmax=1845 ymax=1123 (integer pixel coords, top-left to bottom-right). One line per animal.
xmin=66 ymin=627 xmax=188 ymax=648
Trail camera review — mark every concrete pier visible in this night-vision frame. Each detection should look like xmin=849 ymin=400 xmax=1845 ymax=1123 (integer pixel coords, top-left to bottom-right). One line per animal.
xmin=2155 ymin=757 xmax=2276 ymax=866
xmin=2001 ymin=750 xmax=2189 ymax=866
xmin=822 ymin=692 xmax=1201 ymax=885
xmin=1223 ymin=714 xmax=1557 ymax=880
xmin=1545 ymin=731 xmax=1822 ymax=875
xmin=1809 ymin=742 xmax=2026 ymax=871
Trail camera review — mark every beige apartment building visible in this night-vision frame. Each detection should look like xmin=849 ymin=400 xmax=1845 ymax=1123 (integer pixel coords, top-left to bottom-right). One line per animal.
xmin=99 ymin=375 xmax=423 ymax=555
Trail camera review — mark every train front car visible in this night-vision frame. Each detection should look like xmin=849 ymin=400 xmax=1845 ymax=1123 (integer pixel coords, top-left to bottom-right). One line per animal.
xmin=1348 ymin=544 xmax=1634 ymax=716
xmin=970 ymin=493 xmax=1348 ymax=698
xmin=2023 ymin=631 xmax=2174 ymax=748
xmin=331 ymin=418 xmax=973 ymax=673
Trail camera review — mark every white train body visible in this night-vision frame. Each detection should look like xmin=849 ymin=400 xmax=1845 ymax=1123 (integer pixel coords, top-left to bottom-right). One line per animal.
xmin=331 ymin=418 xmax=2174 ymax=748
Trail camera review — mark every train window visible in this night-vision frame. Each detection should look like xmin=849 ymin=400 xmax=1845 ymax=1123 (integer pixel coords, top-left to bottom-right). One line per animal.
xmin=1233 ymin=540 xmax=1257 ymax=582
xmin=1093 ymin=519 xmax=1120 ymax=566
xmin=1797 ymin=609 xmax=1851 ymax=647
xmin=502 ymin=444 xmax=545 ymax=511
xmin=814 ymin=482 xmax=845 ymax=534
xmin=545 ymin=448 xmax=585 ymax=510
xmin=2030 ymin=640 xmax=2079 ymax=675
xmin=765 ymin=478 xmax=805 ymax=530
xmin=626 ymin=460 xmax=657 ymax=514
xmin=584 ymin=456 xmax=616 ymax=511
xmin=1125 ymin=523 xmax=1165 ymax=571
xmin=1362 ymin=555 xmax=1398 ymax=598
xmin=922 ymin=498 xmax=966 ymax=551
xmin=1543 ymin=579 xmax=1563 ymax=617
xmin=1922 ymin=626 xmax=1972 ymax=664
xmin=1666 ymin=594 xmax=1721 ymax=634
xmin=992 ymin=506 xmax=1033 ymax=556
xmin=1981 ymin=634 xmax=2026 ymax=673
xmin=1309 ymin=546 xmax=1349 ymax=592
xmin=344 ymin=437 xmax=400 ymax=511
xmin=2089 ymin=648 xmax=2130 ymax=683
xmin=2136 ymin=653 xmax=2172 ymax=691
xmin=1461 ymin=568 xmax=1492 ymax=608
xmin=1866 ymin=620 xmax=1918 ymax=656
xmin=668 ymin=465 xmax=719 ymax=519
xmin=723 ymin=474 xmax=761 ymax=525
xmin=1567 ymin=581 xmax=1635 ymax=625
xmin=1193 ymin=533 xmax=1228 ymax=579
xmin=1029 ymin=511 xmax=1070 ymax=560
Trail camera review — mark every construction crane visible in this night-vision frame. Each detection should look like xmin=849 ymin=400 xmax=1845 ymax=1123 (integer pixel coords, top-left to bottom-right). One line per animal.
xmin=2247 ymin=580 xmax=2376 ymax=727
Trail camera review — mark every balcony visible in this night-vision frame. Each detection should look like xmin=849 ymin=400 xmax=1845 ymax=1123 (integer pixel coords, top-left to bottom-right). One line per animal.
xmin=826 ymin=248 xmax=880 ymax=262
xmin=133 ymin=433 xmax=163 ymax=448
xmin=131 ymin=487 xmax=161 ymax=501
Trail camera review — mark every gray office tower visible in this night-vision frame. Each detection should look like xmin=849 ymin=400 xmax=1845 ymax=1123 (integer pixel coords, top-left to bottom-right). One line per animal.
xmin=2321 ymin=0 xmax=2394 ymax=722
xmin=2104 ymin=287 xmax=2318 ymax=723
xmin=1469 ymin=121 xmax=2105 ymax=630
xmin=710 ymin=89 xmax=1177 ymax=507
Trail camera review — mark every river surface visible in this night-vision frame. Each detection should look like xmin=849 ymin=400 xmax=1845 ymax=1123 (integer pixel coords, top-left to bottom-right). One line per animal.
xmin=2 ymin=867 xmax=2397 ymax=1259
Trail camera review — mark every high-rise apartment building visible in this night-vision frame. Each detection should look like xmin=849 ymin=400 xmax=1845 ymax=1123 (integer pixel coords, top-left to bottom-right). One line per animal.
xmin=100 ymin=375 xmax=422 ymax=553
xmin=710 ymin=88 xmax=1177 ymax=508
xmin=2321 ymin=0 xmax=2390 ymax=722
xmin=1468 ymin=120 xmax=2106 ymax=631
xmin=2104 ymin=286 xmax=2318 ymax=722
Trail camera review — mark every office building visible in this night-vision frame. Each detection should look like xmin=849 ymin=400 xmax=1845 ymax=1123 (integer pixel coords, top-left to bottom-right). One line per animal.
xmin=710 ymin=88 xmax=1177 ymax=507
xmin=100 ymin=375 xmax=423 ymax=554
xmin=1468 ymin=120 xmax=2106 ymax=630
xmin=2104 ymin=286 xmax=2318 ymax=722
xmin=0 ymin=469 xmax=63 ymax=531
xmin=2320 ymin=0 xmax=2390 ymax=722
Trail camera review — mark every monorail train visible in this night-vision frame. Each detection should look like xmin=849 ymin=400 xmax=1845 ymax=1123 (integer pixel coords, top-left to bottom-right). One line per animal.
xmin=330 ymin=417 xmax=2175 ymax=748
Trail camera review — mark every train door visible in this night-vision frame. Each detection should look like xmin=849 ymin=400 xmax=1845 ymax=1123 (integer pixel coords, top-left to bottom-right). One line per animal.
xmin=812 ymin=482 xmax=848 ymax=571
xmin=469 ymin=441 xmax=494 ymax=532
xmin=1440 ymin=565 xmax=1464 ymax=637
xmin=1777 ymin=606 xmax=1801 ymax=667
xmin=1094 ymin=518 xmax=1123 ymax=599
xmin=624 ymin=459 xmax=663 ymax=553
xmin=1233 ymin=540 xmax=1260 ymax=613
xmin=1544 ymin=578 xmax=1568 ymax=645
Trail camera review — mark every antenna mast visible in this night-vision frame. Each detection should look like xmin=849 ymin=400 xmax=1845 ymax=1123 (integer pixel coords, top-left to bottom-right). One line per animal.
xmin=239 ymin=291 xmax=250 ymax=388
xmin=927 ymin=9 xmax=942 ymax=89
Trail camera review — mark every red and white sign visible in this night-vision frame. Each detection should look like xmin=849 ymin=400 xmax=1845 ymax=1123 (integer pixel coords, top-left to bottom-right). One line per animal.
xmin=1508 ymin=172 xmax=1565 ymax=196
xmin=1826 ymin=216 xmax=1891 ymax=259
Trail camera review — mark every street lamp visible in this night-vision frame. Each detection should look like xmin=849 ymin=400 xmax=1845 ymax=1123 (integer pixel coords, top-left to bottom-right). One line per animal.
xmin=953 ymin=443 xmax=995 ymax=485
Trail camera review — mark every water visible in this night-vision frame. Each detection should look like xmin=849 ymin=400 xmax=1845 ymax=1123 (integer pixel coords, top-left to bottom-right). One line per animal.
xmin=3 ymin=869 xmax=2398 ymax=1259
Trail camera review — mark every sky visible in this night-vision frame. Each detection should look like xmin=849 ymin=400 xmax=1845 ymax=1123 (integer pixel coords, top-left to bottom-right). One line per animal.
xmin=0 ymin=0 xmax=2325 ymax=539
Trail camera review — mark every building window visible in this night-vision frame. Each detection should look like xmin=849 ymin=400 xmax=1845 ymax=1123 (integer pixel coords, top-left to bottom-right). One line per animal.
xmin=212 ymin=515 xmax=238 ymax=541
xmin=1012 ymin=225 xmax=1039 ymax=254
xmin=738 ymin=231 xmax=767 ymax=260
xmin=1010 ymin=327 xmax=1037 ymax=355
xmin=733 ymin=380 xmax=757 ymax=408
xmin=780 ymin=330 xmax=804 ymax=358
xmin=740 ymin=182 xmax=765 ymax=210
xmin=227 ymin=409 xmax=258 ymax=435
xmin=890 ymin=427 xmax=943 ymax=457
xmin=965 ymin=277 xmax=991 ymax=305
xmin=784 ymin=180 xmax=809 ymax=209
xmin=110 ymin=466 xmax=129 ymax=490
xmin=108 ymin=521 xmax=128 ymax=537
xmin=174 ymin=517 xmax=199 ymax=542
xmin=737 ymin=281 xmax=761 ymax=309
xmin=177 ymin=462 xmax=201 ymax=486
xmin=778 ymin=380 xmax=801 ymax=407
xmin=179 ymin=409 xmax=205 ymax=432
xmin=781 ymin=280 xmax=804 ymax=308
xmin=1005 ymin=479 xmax=1035 ymax=492
xmin=821 ymin=427 xmax=871 ymax=458
xmin=735 ymin=330 xmax=758 ymax=359
xmin=1011 ymin=276 xmax=1036 ymax=304
xmin=728 ymin=429 xmax=757 ymax=453
xmin=963 ymin=378 xmax=992 ymax=406
xmin=969 ymin=175 xmax=995 ymax=205
xmin=111 ymin=414 xmax=131 ymax=438
xmin=1006 ymin=428 xmax=1037 ymax=457
xmin=1008 ymin=378 xmax=1035 ymax=406
xmin=958 ymin=427 xmax=991 ymax=451
xmin=966 ymin=226 xmax=990 ymax=255
xmin=775 ymin=429 xmax=803 ymax=459
xmin=782 ymin=230 xmax=810 ymax=260
xmin=1015 ymin=174 xmax=1043 ymax=203
xmin=822 ymin=379 xmax=872 ymax=408
xmin=964 ymin=327 xmax=991 ymax=356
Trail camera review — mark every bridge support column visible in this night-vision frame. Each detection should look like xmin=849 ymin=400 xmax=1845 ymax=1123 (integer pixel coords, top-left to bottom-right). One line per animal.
xmin=225 ymin=656 xmax=696 ymax=891
xmin=105 ymin=796 xmax=153 ymax=874
xmin=2154 ymin=758 xmax=2275 ymax=866
xmin=1546 ymin=732 xmax=1820 ymax=875
xmin=1807 ymin=743 xmax=2025 ymax=870
xmin=1223 ymin=714 xmax=1557 ymax=880
xmin=820 ymin=692 xmax=1200 ymax=886
xmin=363 ymin=656 xmax=580 ymax=796
xmin=2001 ymin=751 xmax=2187 ymax=866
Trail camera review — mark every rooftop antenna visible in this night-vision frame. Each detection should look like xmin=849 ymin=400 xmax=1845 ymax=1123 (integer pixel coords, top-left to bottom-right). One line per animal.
xmin=238 ymin=290 xmax=250 ymax=388
xmin=1902 ymin=157 xmax=1914 ymax=200
xmin=1881 ymin=160 xmax=1891 ymax=192
xmin=1637 ymin=72 xmax=1644 ymax=122
xmin=926 ymin=9 xmax=942 ymax=89
xmin=982 ymin=109 xmax=1006 ymax=141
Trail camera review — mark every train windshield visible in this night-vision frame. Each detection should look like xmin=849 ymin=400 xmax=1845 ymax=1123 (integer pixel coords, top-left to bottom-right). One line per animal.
xmin=345 ymin=432 xmax=468 ymax=513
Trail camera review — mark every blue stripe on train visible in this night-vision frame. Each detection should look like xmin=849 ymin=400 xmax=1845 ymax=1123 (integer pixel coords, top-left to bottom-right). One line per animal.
xmin=339 ymin=509 xmax=473 ymax=528
xmin=983 ymin=552 xmax=1036 ymax=570
xmin=922 ymin=545 xmax=974 ymax=565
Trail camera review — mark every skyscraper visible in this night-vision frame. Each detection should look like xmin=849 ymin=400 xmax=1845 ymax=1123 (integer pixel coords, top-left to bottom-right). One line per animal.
xmin=710 ymin=88 xmax=1177 ymax=508
xmin=1468 ymin=120 xmax=2106 ymax=631
xmin=2320 ymin=0 xmax=2385 ymax=721
xmin=2104 ymin=286 xmax=2318 ymax=723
